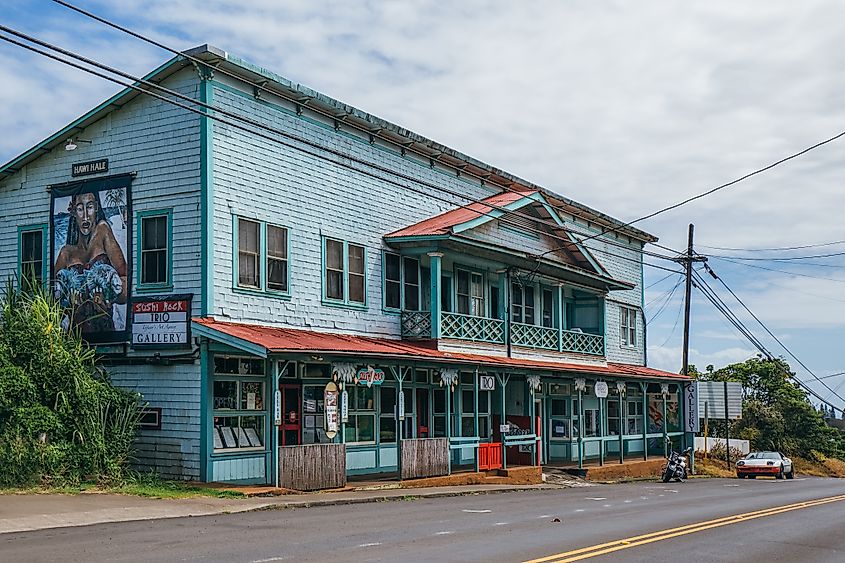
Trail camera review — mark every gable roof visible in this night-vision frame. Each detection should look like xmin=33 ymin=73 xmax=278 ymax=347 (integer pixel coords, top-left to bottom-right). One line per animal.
xmin=0 ymin=44 xmax=657 ymax=244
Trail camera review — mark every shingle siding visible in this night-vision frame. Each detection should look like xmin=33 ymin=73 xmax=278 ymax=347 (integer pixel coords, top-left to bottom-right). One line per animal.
xmin=0 ymin=68 xmax=204 ymax=480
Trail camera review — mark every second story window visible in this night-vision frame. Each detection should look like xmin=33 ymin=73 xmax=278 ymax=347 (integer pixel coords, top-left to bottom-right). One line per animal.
xmin=234 ymin=216 xmax=291 ymax=296
xmin=323 ymin=238 xmax=367 ymax=307
xmin=267 ymin=225 xmax=288 ymax=293
xmin=238 ymin=219 xmax=260 ymax=288
xmin=139 ymin=211 xmax=171 ymax=288
xmin=384 ymin=252 xmax=421 ymax=311
xmin=542 ymin=288 xmax=554 ymax=328
xmin=19 ymin=226 xmax=46 ymax=284
xmin=511 ymin=283 xmax=534 ymax=324
xmin=620 ymin=306 xmax=637 ymax=347
xmin=456 ymin=270 xmax=484 ymax=316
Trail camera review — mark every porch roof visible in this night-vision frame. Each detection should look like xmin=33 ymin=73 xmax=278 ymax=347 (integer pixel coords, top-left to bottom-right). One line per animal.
xmin=192 ymin=317 xmax=690 ymax=382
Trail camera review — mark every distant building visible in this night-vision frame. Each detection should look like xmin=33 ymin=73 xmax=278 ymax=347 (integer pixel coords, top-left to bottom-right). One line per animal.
xmin=0 ymin=45 xmax=690 ymax=485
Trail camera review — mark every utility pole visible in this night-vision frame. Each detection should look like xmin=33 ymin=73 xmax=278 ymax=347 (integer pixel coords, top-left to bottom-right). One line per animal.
xmin=675 ymin=224 xmax=707 ymax=473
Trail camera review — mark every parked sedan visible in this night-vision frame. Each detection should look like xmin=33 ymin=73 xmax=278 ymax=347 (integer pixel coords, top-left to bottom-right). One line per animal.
xmin=736 ymin=451 xmax=794 ymax=479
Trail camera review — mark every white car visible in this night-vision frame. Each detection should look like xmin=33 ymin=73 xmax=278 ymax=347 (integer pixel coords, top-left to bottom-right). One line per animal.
xmin=736 ymin=451 xmax=794 ymax=479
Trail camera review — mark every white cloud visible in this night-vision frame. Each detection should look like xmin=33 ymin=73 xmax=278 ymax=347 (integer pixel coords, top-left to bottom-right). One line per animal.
xmin=648 ymin=344 xmax=758 ymax=374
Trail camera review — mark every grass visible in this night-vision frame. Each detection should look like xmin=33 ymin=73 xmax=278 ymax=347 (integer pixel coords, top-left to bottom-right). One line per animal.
xmin=0 ymin=473 xmax=245 ymax=499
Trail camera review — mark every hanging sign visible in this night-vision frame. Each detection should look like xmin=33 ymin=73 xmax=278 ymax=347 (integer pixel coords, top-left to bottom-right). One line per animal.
xmin=356 ymin=367 xmax=385 ymax=387
xmin=324 ymin=381 xmax=339 ymax=439
xmin=480 ymin=375 xmax=495 ymax=391
xmin=274 ymin=389 xmax=282 ymax=426
xmin=684 ymin=381 xmax=700 ymax=432
xmin=341 ymin=390 xmax=349 ymax=423
xmin=130 ymin=294 xmax=192 ymax=348
xmin=594 ymin=381 xmax=609 ymax=398
xmin=398 ymin=390 xmax=405 ymax=421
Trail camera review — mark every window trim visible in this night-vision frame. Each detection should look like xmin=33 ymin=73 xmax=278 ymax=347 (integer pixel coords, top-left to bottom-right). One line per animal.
xmin=17 ymin=223 xmax=48 ymax=285
xmin=136 ymin=209 xmax=173 ymax=292
xmin=510 ymin=281 xmax=538 ymax=325
xmin=322 ymin=236 xmax=368 ymax=309
xmin=454 ymin=265 xmax=486 ymax=317
xmin=620 ymin=305 xmax=637 ymax=348
xmin=232 ymin=215 xmax=292 ymax=299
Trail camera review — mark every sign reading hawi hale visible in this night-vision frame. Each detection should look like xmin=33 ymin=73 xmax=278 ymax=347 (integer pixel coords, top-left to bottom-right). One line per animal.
xmin=131 ymin=294 xmax=192 ymax=347
xmin=71 ymin=158 xmax=109 ymax=177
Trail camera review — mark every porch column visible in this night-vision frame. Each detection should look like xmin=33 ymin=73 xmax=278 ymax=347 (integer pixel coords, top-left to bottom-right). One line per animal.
xmin=598 ymin=394 xmax=604 ymax=466
xmin=428 ymin=252 xmax=443 ymax=339
xmin=496 ymin=373 xmax=510 ymax=469
xmin=578 ymin=387 xmax=584 ymax=469
xmin=446 ymin=380 xmax=452 ymax=475
xmin=641 ymin=382 xmax=648 ymax=460
xmin=617 ymin=382 xmax=625 ymax=465
xmin=474 ymin=367 xmax=479 ymax=473
xmin=557 ymin=284 xmax=564 ymax=352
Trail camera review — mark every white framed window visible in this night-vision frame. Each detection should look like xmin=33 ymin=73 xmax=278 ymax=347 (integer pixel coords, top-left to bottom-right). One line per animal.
xmin=456 ymin=269 xmax=485 ymax=316
xmin=620 ymin=306 xmax=637 ymax=347
xmin=511 ymin=283 xmax=535 ymax=324
xmin=383 ymin=252 xmax=420 ymax=311
xmin=235 ymin=216 xmax=291 ymax=295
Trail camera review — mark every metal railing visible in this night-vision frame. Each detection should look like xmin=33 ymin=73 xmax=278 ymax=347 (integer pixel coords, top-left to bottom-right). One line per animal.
xmin=510 ymin=322 xmax=559 ymax=350
xmin=560 ymin=329 xmax=604 ymax=355
xmin=401 ymin=310 xmax=432 ymax=339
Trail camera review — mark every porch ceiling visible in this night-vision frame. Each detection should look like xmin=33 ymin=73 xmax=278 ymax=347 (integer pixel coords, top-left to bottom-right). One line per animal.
xmin=192 ymin=318 xmax=689 ymax=381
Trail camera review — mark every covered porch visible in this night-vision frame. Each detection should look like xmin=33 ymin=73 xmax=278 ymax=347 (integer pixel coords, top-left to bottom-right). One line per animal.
xmin=192 ymin=318 xmax=690 ymax=489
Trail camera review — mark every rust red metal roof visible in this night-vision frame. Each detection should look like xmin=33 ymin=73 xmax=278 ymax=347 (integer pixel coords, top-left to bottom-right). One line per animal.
xmin=193 ymin=318 xmax=689 ymax=381
xmin=385 ymin=190 xmax=536 ymax=238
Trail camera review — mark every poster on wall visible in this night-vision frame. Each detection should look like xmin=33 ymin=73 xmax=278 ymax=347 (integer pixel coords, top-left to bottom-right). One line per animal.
xmin=130 ymin=294 xmax=192 ymax=348
xmin=50 ymin=174 xmax=132 ymax=344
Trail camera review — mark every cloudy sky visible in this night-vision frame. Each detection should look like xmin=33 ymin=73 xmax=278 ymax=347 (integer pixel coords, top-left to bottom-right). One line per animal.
xmin=3 ymin=1 xmax=845 ymax=406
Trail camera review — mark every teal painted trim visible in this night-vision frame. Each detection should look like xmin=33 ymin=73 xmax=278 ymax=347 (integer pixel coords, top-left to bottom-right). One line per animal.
xmin=0 ymin=57 xmax=185 ymax=179
xmin=382 ymin=250 xmax=400 ymax=313
xmin=383 ymin=234 xmax=451 ymax=243
xmin=136 ymin=208 xmax=174 ymax=292
xmin=232 ymin=287 xmax=292 ymax=301
xmin=232 ymin=215 xmax=292 ymax=298
xmin=321 ymin=236 xmax=369 ymax=309
xmin=429 ymin=253 xmax=442 ymax=338
xmin=191 ymin=322 xmax=268 ymax=358
xmin=452 ymin=197 xmax=534 ymax=234
xmin=200 ymin=73 xmax=215 ymax=317
xmin=17 ymin=223 xmax=48 ymax=285
xmin=600 ymin=297 xmax=607 ymax=357
xmin=200 ymin=340 xmax=211 ymax=481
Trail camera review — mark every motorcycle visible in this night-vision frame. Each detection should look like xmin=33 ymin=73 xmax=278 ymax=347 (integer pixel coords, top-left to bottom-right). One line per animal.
xmin=661 ymin=442 xmax=693 ymax=483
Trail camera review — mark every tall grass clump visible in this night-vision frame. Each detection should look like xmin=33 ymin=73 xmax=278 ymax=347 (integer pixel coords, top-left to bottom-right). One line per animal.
xmin=0 ymin=278 xmax=141 ymax=486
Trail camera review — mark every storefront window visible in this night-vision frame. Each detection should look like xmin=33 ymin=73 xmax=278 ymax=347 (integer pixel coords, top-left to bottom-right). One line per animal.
xmin=584 ymin=409 xmax=600 ymax=437
xmin=607 ymin=392 xmax=621 ymax=435
xmin=433 ymin=388 xmax=446 ymax=438
xmin=302 ymin=385 xmax=329 ymax=444
xmin=548 ymin=383 xmax=570 ymax=396
xmin=380 ymin=387 xmax=397 ymax=443
xmin=212 ymin=356 xmax=267 ymax=453
xmin=550 ymin=398 xmax=569 ymax=439
xmin=626 ymin=385 xmax=644 ymax=435
xmin=344 ymin=385 xmax=376 ymax=443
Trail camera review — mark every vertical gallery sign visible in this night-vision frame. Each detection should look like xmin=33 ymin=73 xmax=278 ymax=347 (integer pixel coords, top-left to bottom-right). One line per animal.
xmin=685 ymin=381 xmax=700 ymax=432
xmin=50 ymin=174 xmax=132 ymax=344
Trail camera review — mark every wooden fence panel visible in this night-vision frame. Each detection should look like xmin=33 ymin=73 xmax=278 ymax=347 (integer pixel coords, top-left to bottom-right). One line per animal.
xmin=401 ymin=438 xmax=449 ymax=480
xmin=279 ymin=444 xmax=346 ymax=490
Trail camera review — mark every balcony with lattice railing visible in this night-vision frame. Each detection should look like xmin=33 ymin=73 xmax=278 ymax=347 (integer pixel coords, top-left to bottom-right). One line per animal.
xmin=440 ymin=312 xmax=505 ymax=343
xmin=510 ymin=322 xmax=558 ymax=350
xmin=560 ymin=329 xmax=604 ymax=356
xmin=401 ymin=310 xmax=433 ymax=339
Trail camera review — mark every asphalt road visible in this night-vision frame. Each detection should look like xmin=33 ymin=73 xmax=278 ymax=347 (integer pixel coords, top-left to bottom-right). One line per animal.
xmin=3 ymin=477 xmax=845 ymax=563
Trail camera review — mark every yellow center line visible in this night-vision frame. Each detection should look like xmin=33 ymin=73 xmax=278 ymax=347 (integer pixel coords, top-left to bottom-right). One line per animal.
xmin=523 ymin=493 xmax=845 ymax=563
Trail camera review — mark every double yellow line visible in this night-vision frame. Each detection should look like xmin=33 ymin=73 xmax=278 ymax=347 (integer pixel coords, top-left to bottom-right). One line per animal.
xmin=523 ymin=493 xmax=845 ymax=563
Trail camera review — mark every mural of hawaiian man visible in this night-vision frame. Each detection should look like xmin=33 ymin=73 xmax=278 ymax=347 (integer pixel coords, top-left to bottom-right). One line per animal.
xmin=51 ymin=178 xmax=130 ymax=342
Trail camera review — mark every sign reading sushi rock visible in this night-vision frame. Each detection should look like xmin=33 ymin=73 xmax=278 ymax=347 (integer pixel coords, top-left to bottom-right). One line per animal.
xmin=131 ymin=294 xmax=192 ymax=348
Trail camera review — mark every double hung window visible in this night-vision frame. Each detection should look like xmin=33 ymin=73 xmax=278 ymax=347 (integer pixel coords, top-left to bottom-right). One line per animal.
xmin=542 ymin=288 xmax=554 ymax=328
xmin=324 ymin=238 xmax=367 ymax=306
xmin=456 ymin=270 xmax=484 ymax=316
xmin=383 ymin=253 xmax=421 ymax=311
xmin=235 ymin=217 xmax=290 ymax=295
xmin=212 ymin=357 xmax=266 ymax=452
xmin=626 ymin=385 xmax=644 ymax=435
xmin=511 ymin=283 xmax=535 ymax=324
xmin=139 ymin=210 xmax=172 ymax=289
xmin=18 ymin=225 xmax=46 ymax=284
xmin=620 ymin=306 xmax=637 ymax=347
xmin=344 ymin=385 xmax=375 ymax=443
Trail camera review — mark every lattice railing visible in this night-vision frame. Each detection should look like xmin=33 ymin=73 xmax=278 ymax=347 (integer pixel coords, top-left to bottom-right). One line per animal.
xmin=401 ymin=310 xmax=432 ymax=339
xmin=510 ymin=322 xmax=559 ymax=350
xmin=561 ymin=329 xmax=604 ymax=356
xmin=440 ymin=312 xmax=505 ymax=343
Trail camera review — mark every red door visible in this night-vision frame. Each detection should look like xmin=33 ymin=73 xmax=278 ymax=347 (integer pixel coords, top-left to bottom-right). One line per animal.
xmin=417 ymin=388 xmax=430 ymax=438
xmin=279 ymin=384 xmax=301 ymax=446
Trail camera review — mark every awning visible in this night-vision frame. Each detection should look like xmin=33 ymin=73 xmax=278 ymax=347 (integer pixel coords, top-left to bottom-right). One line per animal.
xmin=192 ymin=318 xmax=689 ymax=382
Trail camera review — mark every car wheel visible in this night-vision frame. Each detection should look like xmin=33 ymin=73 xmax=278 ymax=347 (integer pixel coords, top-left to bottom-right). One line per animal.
xmin=748 ymin=475 xmax=756 ymax=479
xmin=786 ymin=468 xmax=795 ymax=480
xmin=776 ymin=465 xmax=784 ymax=480
xmin=737 ymin=473 xmax=745 ymax=479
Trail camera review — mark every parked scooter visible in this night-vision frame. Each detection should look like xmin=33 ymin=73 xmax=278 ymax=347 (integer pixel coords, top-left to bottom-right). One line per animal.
xmin=661 ymin=440 xmax=693 ymax=483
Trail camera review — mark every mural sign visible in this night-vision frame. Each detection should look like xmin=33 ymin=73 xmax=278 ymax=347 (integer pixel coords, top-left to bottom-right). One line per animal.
xmin=356 ymin=367 xmax=385 ymax=387
xmin=51 ymin=174 xmax=132 ymax=344
xmin=130 ymin=294 xmax=192 ymax=348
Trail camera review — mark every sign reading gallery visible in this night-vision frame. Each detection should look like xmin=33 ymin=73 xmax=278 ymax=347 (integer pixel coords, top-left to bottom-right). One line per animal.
xmin=131 ymin=294 xmax=192 ymax=348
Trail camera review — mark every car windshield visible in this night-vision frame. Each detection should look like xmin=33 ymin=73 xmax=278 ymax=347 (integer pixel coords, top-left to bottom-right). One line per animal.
xmin=745 ymin=452 xmax=780 ymax=460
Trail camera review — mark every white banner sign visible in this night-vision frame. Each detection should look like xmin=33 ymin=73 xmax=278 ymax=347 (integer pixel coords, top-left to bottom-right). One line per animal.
xmin=480 ymin=375 xmax=495 ymax=391
xmin=594 ymin=381 xmax=608 ymax=398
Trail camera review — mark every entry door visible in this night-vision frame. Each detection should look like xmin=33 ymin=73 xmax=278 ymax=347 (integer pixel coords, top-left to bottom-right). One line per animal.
xmin=417 ymin=388 xmax=430 ymax=438
xmin=279 ymin=384 xmax=301 ymax=446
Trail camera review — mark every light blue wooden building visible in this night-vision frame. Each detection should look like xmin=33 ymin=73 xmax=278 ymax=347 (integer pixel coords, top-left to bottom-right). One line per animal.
xmin=0 ymin=45 xmax=691 ymax=485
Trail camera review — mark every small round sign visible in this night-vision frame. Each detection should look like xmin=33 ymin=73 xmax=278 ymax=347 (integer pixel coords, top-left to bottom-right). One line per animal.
xmin=594 ymin=381 xmax=609 ymax=398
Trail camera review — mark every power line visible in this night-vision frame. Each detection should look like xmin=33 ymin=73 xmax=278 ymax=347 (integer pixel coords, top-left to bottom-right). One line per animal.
xmin=702 ymin=263 xmax=845 ymax=410
xmin=712 ymin=256 xmax=845 ymax=284
xmin=710 ymin=250 xmax=845 ymax=261
xmin=0 ymin=24 xmax=693 ymax=290
xmin=700 ymin=239 xmax=845 ymax=252
xmin=646 ymin=277 xmax=684 ymax=325
xmin=0 ymin=27 xmax=681 ymax=281
xmin=51 ymin=0 xmax=841 ymax=256
xmin=645 ymin=271 xmax=681 ymax=290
